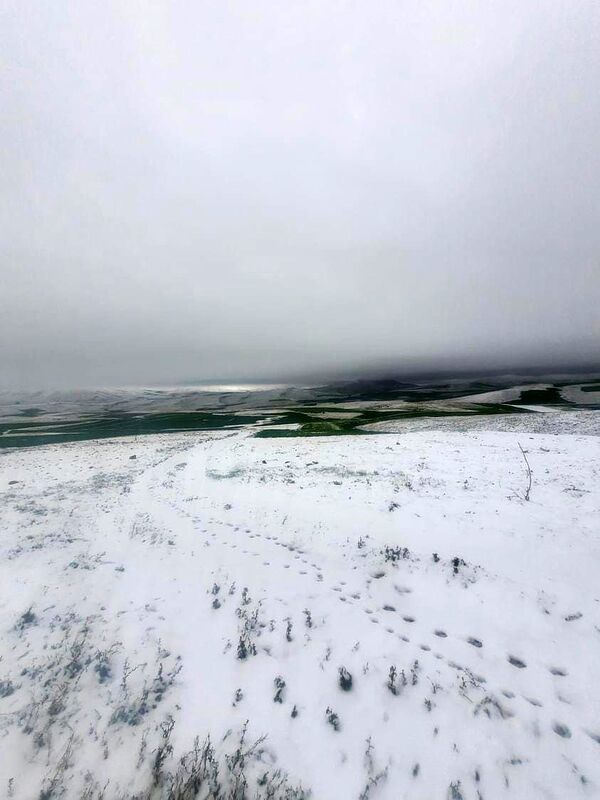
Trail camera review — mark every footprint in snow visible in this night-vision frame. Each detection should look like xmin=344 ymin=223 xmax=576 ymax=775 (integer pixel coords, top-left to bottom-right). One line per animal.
xmin=525 ymin=697 xmax=543 ymax=707
xmin=552 ymin=722 xmax=571 ymax=738
xmin=508 ymin=655 xmax=527 ymax=669
xmin=549 ymin=667 xmax=568 ymax=676
xmin=467 ymin=637 xmax=483 ymax=648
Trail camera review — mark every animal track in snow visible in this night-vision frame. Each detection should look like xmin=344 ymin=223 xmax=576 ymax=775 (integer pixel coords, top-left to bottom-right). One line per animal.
xmin=507 ymin=655 xmax=527 ymax=669
xmin=525 ymin=697 xmax=543 ymax=707
xmin=552 ymin=722 xmax=571 ymax=738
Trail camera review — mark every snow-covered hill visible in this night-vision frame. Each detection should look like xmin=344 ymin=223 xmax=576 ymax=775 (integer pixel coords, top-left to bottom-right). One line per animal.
xmin=1 ymin=422 xmax=599 ymax=798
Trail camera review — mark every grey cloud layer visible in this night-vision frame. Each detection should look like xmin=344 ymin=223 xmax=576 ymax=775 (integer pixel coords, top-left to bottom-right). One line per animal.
xmin=1 ymin=1 xmax=599 ymax=387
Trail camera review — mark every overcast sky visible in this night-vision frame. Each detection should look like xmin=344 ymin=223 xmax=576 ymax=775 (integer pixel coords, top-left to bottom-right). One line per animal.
xmin=1 ymin=1 xmax=599 ymax=388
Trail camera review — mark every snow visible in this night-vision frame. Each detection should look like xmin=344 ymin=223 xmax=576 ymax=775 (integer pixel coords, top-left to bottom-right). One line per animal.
xmin=364 ymin=408 xmax=600 ymax=436
xmin=561 ymin=385 xmax=600 ymax=406
xmin=455 ymin=386 xmax=537 ymax=405
xmin=505 ymin=404 xmax=557 ymax=413
xmin=1 ymin=422 xmax=599 ymax=798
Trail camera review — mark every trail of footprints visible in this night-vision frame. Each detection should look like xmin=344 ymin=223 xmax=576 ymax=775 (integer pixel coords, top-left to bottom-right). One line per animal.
xmin=346 ymin=583 xmax=589 ymax=746
xmin=152 ymin=476 xmax=597 ymax=754
xmin=230 ymin=520 xmax=587 ymax=747
xmin=156 ymin=488 xmax=326 ymax=581
xmin=313 ymin=543 xmax=589 ymax=750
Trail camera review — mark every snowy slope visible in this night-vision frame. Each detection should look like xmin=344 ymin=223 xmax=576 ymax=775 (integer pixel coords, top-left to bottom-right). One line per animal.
xmin=364 ymin=409 xmax=600 ymax=436
xmin=1 ymin=425 xmax=599 ymax=799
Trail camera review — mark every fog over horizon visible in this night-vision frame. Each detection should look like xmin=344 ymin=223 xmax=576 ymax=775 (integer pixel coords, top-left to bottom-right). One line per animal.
xmin=2 ymin=1 xmax=600 ymax=390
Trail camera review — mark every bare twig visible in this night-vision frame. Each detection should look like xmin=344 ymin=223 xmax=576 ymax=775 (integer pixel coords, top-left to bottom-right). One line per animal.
xmin=518 ymin=443 xmax=532 ymax=501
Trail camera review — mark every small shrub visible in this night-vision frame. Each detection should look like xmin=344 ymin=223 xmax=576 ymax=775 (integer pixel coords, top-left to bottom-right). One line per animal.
xmin=152 ymin=716 xmax=175 ymax=786
xmin=449 ymin=781 xmax=464 ymax=800
xmin=94 ymin=645 xmax=119 ymax=684
xmin=0 ymin=679 xmax=16 ymax=698
xmin=452 ymin=557 xmax=466 ymax=575
xmin=273 ymin=677 xmax=286 ymax=703
xmin=338 ymin=667 xmax=353 ymax=692
xmin=411 ymin=660 xmax=420 ymax=686
xmin=16 ymin=608 xmax=37 ymax=630
xmin=383 ymin=546 xmax=410 ymax=563
xmin=387 ymin=666 xmax=399 ymax=696
xmin=325 ymin=707 xmax=341 ymax=732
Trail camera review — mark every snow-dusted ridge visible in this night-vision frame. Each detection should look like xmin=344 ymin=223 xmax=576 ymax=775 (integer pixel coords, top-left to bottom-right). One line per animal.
xmin=1 ymin=417 xmax=599 ymax=798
